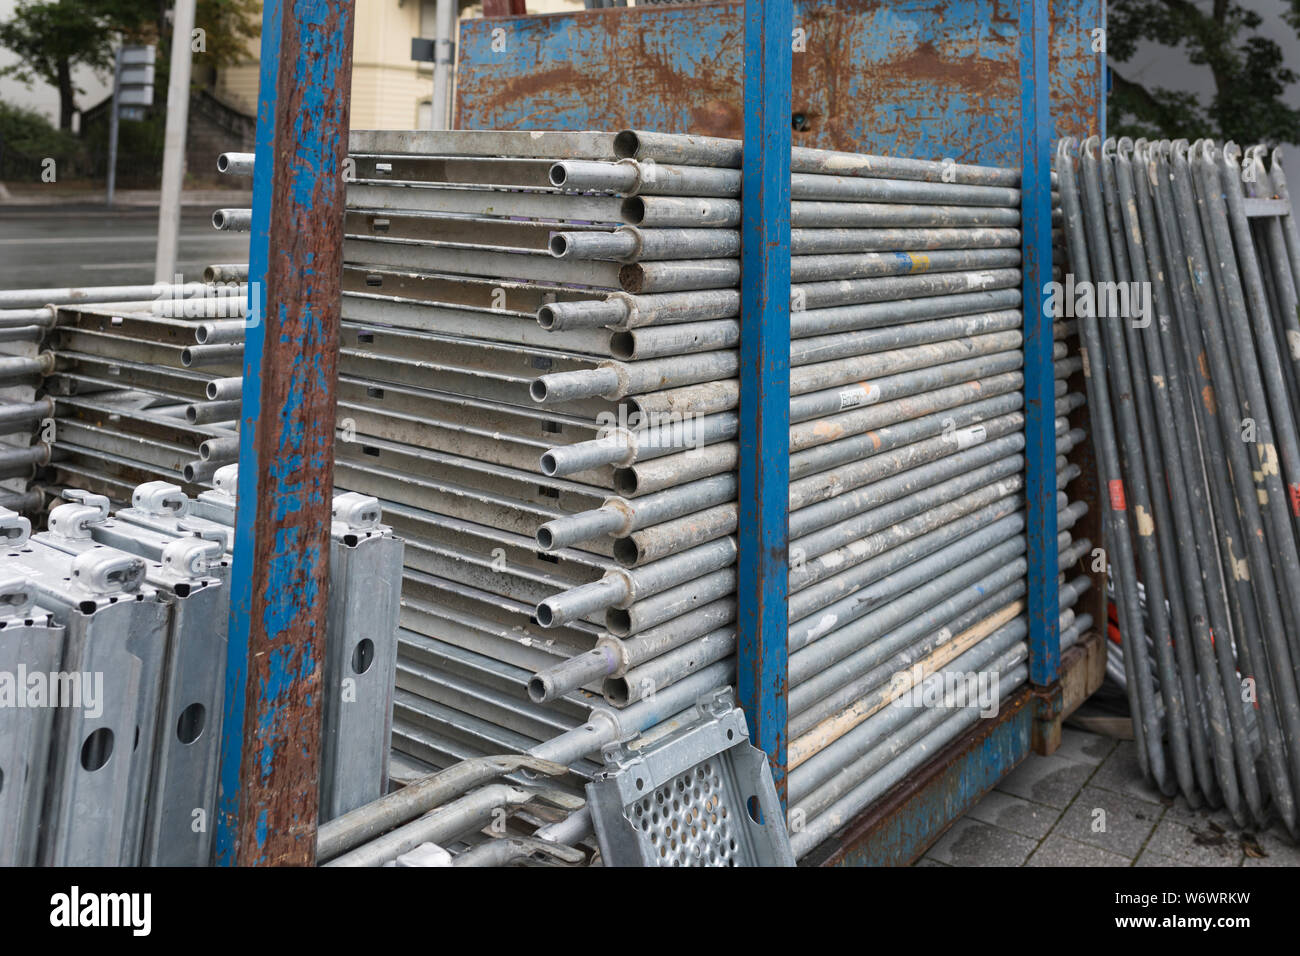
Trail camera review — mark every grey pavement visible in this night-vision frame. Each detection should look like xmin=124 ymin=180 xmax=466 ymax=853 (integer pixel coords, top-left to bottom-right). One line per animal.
xmin=918 ymin=727 xmax=1300 ymax=867
xmin=0 ymin=203 xmax=250 ymax=290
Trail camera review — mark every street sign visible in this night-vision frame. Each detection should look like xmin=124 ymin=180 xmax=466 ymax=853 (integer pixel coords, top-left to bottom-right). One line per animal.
xmin=410 ymin=38 xmax=435 ymax=62
xmin=118 ymin=45 xmax=156 ymax=113
xmin=106 ymin=44 xmax=156 ymax=206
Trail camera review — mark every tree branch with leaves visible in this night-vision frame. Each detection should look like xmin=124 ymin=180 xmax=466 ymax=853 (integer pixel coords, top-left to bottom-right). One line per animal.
xmin=1109 ymin=0 xmax=1300 ymax=144
xmin=0 ymin=0 xmax=260 ymax=131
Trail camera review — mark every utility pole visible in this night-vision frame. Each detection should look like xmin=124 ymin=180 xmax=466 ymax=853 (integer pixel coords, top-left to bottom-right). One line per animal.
xmin=155 ymin=0 xmax=198 ymax=283
xmin=431 ymin=0 xmax=455 ymax=130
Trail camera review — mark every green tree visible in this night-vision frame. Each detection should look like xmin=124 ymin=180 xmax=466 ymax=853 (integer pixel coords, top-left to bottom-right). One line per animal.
xmin=1108 ymin=0 xmax=1300 ymax=144
xmin=0 ymin=0 xmax=152 ymax=130
xmin=193 ymin=0 xmax=262 ymax=68
xmin=0 ymin=0 xmax=260 ymax=132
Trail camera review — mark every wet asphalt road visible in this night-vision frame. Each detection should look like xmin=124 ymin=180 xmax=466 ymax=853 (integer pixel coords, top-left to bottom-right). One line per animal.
xmin=0 ymin=204 xmax=249 ymax=291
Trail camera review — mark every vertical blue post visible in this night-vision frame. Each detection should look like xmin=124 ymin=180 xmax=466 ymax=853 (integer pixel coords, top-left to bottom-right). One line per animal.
xmin=739 ymin=0 xmax=792 ymax=802
xmin=215 ymin=0 xmax=355 ymax=865
xmin=1020 ymin=0 xmax=1060 ymax=685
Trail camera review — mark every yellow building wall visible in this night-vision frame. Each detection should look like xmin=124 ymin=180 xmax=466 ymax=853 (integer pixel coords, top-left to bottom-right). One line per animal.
xmin=215 ymin=0 xmax=584 ymax=129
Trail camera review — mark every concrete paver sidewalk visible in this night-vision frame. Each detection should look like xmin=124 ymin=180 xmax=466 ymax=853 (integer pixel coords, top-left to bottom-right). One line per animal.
xmin=919 ymin=728 xmax=1300 ymax=867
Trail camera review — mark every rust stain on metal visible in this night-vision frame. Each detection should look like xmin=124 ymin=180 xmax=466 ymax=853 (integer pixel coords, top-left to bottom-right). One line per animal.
xmin=455 ymin=0 xmax=1101 ymax=164
xmin=232 ymin=2 xmax=355 ymax=867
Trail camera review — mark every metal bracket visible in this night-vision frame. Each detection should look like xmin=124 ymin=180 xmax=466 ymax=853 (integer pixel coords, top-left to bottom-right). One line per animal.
xmin=69 ymin=548 xmax=146 ymax=595
xmin=211 ymin=463 xmax=238 ymax=499
xmin=177 ymin=517 xmax=233 ymax=553
xmin=0 ymin=507 xmax=31 ymax=547
xmin=584 ymin=687 xmax=795 ymax=866
xmin=1243 ymin=197 xmax=1288 ymax=218
xmin=0 ymin=575 xmax=36 ymax=618
xmin=159 ymin=535 xmax=225 ymax=579
xmin=131 ymin=481 xmax=191 ymax=518
xmin=331 ymin=491 xmax=382 ymax=531
xmin=47 ymin=491 xmax=111 ymax=540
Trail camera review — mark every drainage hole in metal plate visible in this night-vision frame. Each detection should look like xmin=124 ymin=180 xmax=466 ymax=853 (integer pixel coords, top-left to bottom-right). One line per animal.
xmin=80 ymin=728 xmax=114 ymax=771
xmin=352 ymin=638 xmax=375 ymax=674
xmin=746 ymin=796 xmax=763 ymax=825
xmin=177 ymin=703 xmax=206 ymax=745
xmin=0 ymin=766 xmax=4 ymax=793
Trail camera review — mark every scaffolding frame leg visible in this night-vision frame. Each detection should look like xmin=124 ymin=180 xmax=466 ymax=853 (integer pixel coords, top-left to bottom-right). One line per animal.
xmin=215 ymin=0 xmax=357 ymax=867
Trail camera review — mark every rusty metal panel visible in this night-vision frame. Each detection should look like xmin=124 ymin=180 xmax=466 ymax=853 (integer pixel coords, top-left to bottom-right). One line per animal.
xmin=454 ymin=0 xmax=1102 ymax=166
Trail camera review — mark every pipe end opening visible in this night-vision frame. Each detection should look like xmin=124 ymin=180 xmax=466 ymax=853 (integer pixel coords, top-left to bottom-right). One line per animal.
xmin=527 ymin=675 xmax=551 ymax=704
xmin=536 ymin=602 xmax=556 ymax=628
xmin=609 ymin=331 xmax=635 ymax=361
xmin=613 ymin=131 xmax=640 ymax=159
xmin=612 ymin=537 xmax=639 ymax=568
xmin=620 ymin=196 xmax=647 ymax=224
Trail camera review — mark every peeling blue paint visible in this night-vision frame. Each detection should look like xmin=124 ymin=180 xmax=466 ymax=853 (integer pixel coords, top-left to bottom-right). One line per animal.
xmin=454 ymin=0 xmax=1101 ymax=165
xmin=215 ymin=0 xmax=351 ymax=865
xmin=215 ymin=0 xmax=285 ymax=868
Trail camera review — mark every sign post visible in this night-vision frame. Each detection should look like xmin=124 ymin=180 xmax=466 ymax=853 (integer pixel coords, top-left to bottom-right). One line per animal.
xmin=106 ymin=45 xmax=155 ymax=208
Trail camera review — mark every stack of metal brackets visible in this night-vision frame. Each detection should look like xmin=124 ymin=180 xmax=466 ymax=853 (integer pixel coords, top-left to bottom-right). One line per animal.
xmin=32 ymin=489 xmax=229 ymax=866
xmin=1059 ymin=136 xmax=1300 ymax=835
xmin=40 ymin=299 xmax=245 ymax=500
xmin=0 ymin=466 xmax=403 ymax=863
xmin=0 ymin=515 xmax=65 ymax=866
xmin=115 ymin=467 xmax=405 ymax=821
xmin=0 ymin=505 xmax=170 ymax=865
xmin=0 ymin=280 xmax=247 ymax=514
xmin=0 ymin=316 xmax=52 ymax=513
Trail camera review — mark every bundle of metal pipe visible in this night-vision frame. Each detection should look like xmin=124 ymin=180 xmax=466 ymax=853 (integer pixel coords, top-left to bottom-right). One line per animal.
xmin=1057 ymin=135 xmax=1300 ymax=836
xmin=0 ymin=320 xmax=51 ymax=508
xmin=317 ymin=128 xmax=1093 ymax=864
xmin=0 ymin=280 xmax=250 ymax=511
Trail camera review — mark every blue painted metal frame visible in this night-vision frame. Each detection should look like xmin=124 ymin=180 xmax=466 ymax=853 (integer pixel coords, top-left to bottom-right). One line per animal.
xmin=738 ymin=0 xmax=792 ymax=803
xmin=214 ymin=0 xmax=283 ymax=867
xmin=216 ymin=0 xmax=354 ymax=865
xmin=1020 ymin=0 xmax=1060 ymax=686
